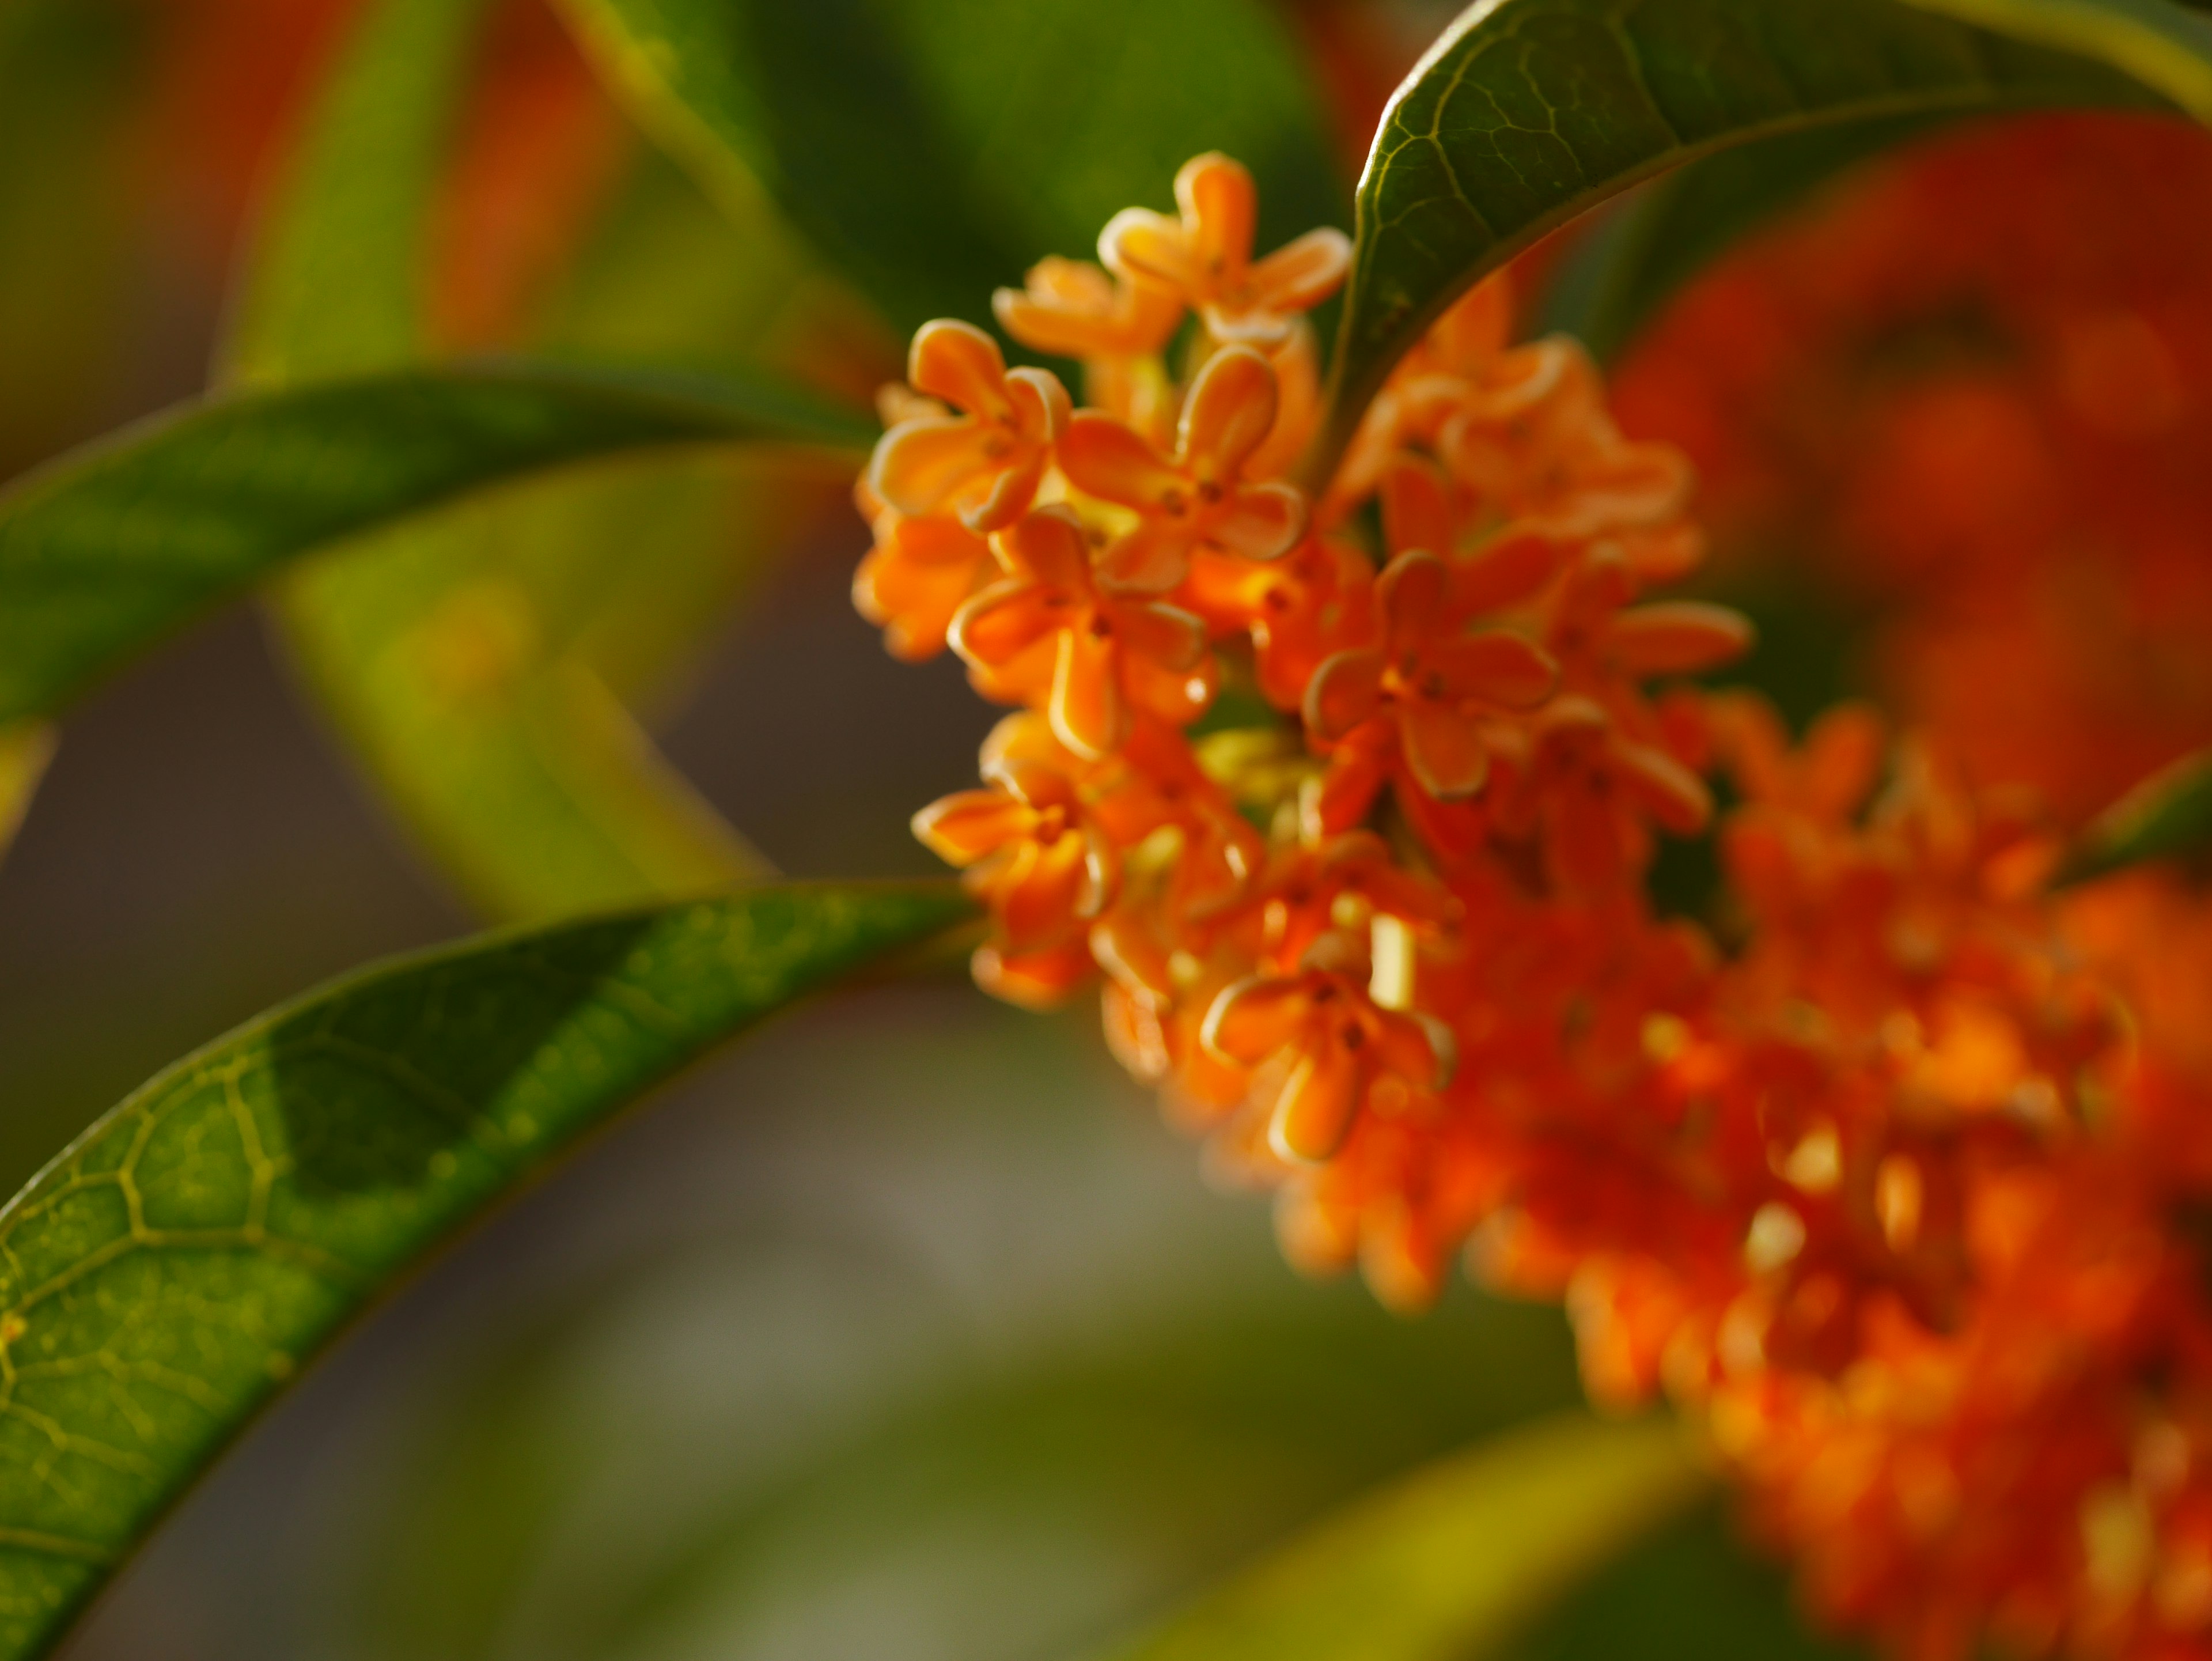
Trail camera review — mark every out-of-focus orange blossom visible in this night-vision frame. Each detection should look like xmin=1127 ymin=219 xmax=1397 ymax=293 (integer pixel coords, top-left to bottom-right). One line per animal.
xmin=1615 ymin=112 xmax=2212 ymax=827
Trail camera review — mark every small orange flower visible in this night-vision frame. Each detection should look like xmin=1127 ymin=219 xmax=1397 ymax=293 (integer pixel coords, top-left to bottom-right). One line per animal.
xmin=868 ymin=320 xmax=1070 ymax=531
xmin=1489 ymin=695 xmax=1714 ymax=895
xmin=852 ymin=513 xmax=997 ymax=661
xmin=1100 ymin=152 xmax=1350 ymax=345
xmin=1305 ymin=551 xmax=1559 ymax=801
xmin=949 ymin=506 xmax=1212 ymax=757
xmin=913 ymin=728 xmax=1118 ymax=1005
xmin=993 ymin=255 xmax=1182 ymax=360
xmin=1059 ymin=345 xmax=1308 ymax=589
xmin=1202 ymin=930 xmax=1455 ymax=1161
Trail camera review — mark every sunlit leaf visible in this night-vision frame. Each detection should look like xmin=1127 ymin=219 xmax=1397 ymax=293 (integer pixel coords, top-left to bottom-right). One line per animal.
xmin=1315 ymin=0 xmax=2195 ymax=481
xmin=1103 ymin=1411 xmax=1706 ymax=1661
xmin=0 ymin=364 xmax=867 ymax=728
xmin=0 ymin=880 xmax=972 ymax=1661
xmin=0 ymin=722 xmax=54 ymax=867
xmin=554 ymin=0 xmax=1345 ymax=336
xmin=2055 ymin=748 xmax=2212 ymax=886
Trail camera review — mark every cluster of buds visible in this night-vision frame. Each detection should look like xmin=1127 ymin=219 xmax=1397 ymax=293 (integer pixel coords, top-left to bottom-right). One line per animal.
xmin=853 ymin=153 xmax=2212 ymax=1661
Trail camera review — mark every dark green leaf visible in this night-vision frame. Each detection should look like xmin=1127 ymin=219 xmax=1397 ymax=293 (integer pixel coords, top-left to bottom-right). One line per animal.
xmin=0 ymin=364 xmax=870 ymax=727
xmin=2055 ymin=748 xmax=2212 ymax=885
xmin=1315 ymin=0 xmax=2195 ymax=481
xmin=555 ymin=0 xmax=1346 ymax=335
xmin=0 ymin=880 xmax=973 ymax=1661
xmin=1101 ymin=1412 xmax=1705 ymax=1661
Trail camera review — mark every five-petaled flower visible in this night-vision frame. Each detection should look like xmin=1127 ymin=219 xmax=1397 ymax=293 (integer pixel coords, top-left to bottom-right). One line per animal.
xmin=869 ymin=319 xmax=1070 ymax=532
xmin=1059 ymin=345 xmax=1308 ymax=591
xmin=1100 ymin=152 xmax=1351 ymax=345
xmin=1305 ymin=550 xmax=1560 ymax=801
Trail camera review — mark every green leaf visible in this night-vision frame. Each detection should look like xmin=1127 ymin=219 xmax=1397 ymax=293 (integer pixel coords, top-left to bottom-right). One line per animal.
xmin=0 ymin=880 xmax=973 ymax=1661
xmin=0 ymin=722 xmax=53 ymax=867
xmin=554 ymin=0 xmax=1346 ymax=336
xmin=1102 ymin=1411 xmax=1706 ymax=1661
xmin=2055 ymin=748 xmax=2212 ymax=886
xmin=1315 ymin=0 xmax=2192 ymax=482
xmin=0 ymin=364 xmax=868 ymax=728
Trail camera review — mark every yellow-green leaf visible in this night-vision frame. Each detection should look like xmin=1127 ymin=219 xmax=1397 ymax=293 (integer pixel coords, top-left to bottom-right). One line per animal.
xmin=0 ymin=880 xmax=974 ymax=1661
xmin=1104 ymin=1411 xmax=1706 ymax=1661
xmin=2056 ymin=747 xmax=2212 ymax=886
xmin=0 ymin=722 xmax=53 ymax=868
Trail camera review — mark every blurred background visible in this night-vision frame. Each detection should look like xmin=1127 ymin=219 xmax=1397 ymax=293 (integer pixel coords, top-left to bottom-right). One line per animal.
xmin=9 ymin=0 xmax=2212 ymax=1654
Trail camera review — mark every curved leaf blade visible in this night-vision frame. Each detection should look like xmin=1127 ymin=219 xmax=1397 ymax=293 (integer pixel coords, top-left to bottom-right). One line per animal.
xmin=0 ymin=364 xmax=869 ymax=727
xmin=1103 ymin=1411 xmax=1705 ymax=1661
xmin=1315 ymin=0 xmax=2183 ymax=480
xmin=555 ymin=0 xmax=1346 ymax=336
xmin=0 ymin=880 xmax=973 ymax=1660
xmin=0 ymin=722 xmax=52 ymax=868
xmin=2056 ymin=748 xmax=2212 ymax=886
xmin=1905 ymin=0 xmax=2212 ymax=116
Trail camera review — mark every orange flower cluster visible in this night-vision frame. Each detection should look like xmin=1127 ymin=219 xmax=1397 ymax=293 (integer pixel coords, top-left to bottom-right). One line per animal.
xmin=854 ymin=152 xmax=2212 ymax=1661
xmin=1613 ymin=112 xmax=2212 ymax=826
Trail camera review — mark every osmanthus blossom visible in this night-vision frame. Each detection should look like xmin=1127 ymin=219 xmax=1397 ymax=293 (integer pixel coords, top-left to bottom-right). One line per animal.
xmin=853 ymin=150 xmax=2212 ymax=1661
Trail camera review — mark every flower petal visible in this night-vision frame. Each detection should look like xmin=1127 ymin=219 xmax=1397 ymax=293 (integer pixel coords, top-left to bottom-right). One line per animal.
xmin=1376 ymin=1007 xmax=1456 ymax=1091
xmin=1399 ymin=698 xmax=1490 ymax=801
xmin=950 ymin=578 xmax=1069 ymax=671
xmin=869 ymin=417 xmax=989 ymax=519
xmin=1112 ymin=600 xmax=1209 ymax=674
xmin=960 ymin=449 xmax=1047 ymax=532
xmin=907 ymin=319 xmax=1009 ymax=417
xmin=1459 ymin=527 xmax=1564 ymax=613
xmin=912 ymin=786 xmax=1033 ymax=866
xmin=1100 ymin=206 xmax=1198 ymax=293
xmin=1377 ymin=550 xmax=1452 ymax=644
xmin=1099 ymin=517 xmax=1198 ymax=593
xmin=1246 ymin=226 xmax=1351 ymax=315
xmin=973 ymin=939 xmax=1093 ymax=1009
xmin=1433 ymin=630 xmax=1558 ymax=708
xmin=1201 ymin=974 xmax=1311 ymax=1066
xmin=1268 ymin=1039 xmax=1362 ymax=1162
xmin=1175 ymin=152 xmax=1256 ymax=282
xmin=1005 ymin=366 xmax=1071 ymax=443
xmin=1180 ymin=346 xmax=1279 ymax=474
xmin=1604 ymin=601 xmax=1755 ymax=675
xmin=1305 ymin=648 xmax=1385 ymax=741
xmin=1059 ymin=410 xmax=1183 ymax=510
xmin=1380 ymin=455 xmax=1454 ymax=557
xmin=995 ymin=505 xmax=1094 ymax=591
xmin=1049 ymin=623 xmax=1127 ymax=759
xmin=1612 ymin=737 xmax=1715 ymax=834
xmin=1207 ymin=482 xmax=1306 ymax=562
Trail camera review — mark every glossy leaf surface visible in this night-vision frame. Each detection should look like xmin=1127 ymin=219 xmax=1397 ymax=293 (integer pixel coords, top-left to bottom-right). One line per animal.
xmin=2057 ymin=748 xmax=2212 ymax=885
xmin=0 ymin=365 xmax=868 ymax=728
xmin=1107 ymin=1411 xmax=1705 ymax=1661
xmin=1316 ymin=0 xmax=2187 ymax=478
xmin=0 ymin=881 xmax=972 ymax=1659
xmin=556 ymin=0 xmax=1345 ymax=335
